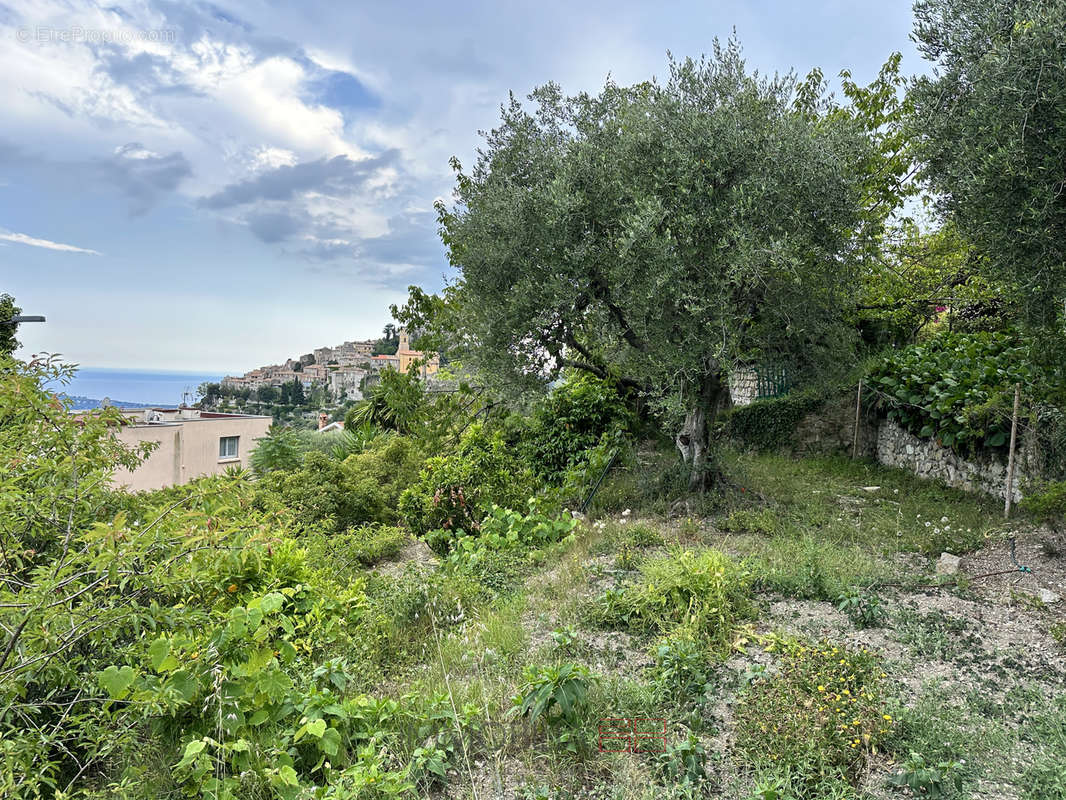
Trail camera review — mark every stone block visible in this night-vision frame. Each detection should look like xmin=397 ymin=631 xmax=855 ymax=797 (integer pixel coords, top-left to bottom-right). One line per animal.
xmin=936 ymin=552 xmax=961 ymax=576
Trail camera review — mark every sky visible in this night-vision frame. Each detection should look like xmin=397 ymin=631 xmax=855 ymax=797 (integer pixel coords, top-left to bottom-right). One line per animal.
xmin=1 ymin=0 xmax=924 ymax=372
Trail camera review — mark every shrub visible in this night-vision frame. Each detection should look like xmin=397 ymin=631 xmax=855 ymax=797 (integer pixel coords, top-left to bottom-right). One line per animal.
xmin=398 ymin=424 xmax=537 ymax=539
xmin=523 ymin=373 xmax=634 ymax=483
xmin=436 ymin=505 xmax=577 ymax=591
xmin=1022 ymin=481 xmax=1066 ymax=528
xmin=337 ymin=524 xmax=407 ymax=567
xmin=721 ymin=389 xmax=826 ymax=452
xmin=590 ymin=548 xmax=753 ymax=654
xmin=249 ymin=426 xmax=305 ymax=474
xmin=733 ymin=640 xmax=892 ymax=796
xmin=868 ymin=332 xmax=1047 ymax=455
xmin=261 ymin=435 xmax=422 ymax=531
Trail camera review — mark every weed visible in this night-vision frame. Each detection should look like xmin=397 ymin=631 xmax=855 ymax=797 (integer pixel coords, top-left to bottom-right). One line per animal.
xmin=509 ymin=663 xmax=593 ymax=729
xmin=588 ymin=548 xmax=753 ymax=653
xmin=627 ymin=522 xmax=666 ymax=547
xmin=733 ymin=639 xmax=891 ymax=793
xmin=649 ymin=628 xmax=715 ymax=711
xmin=720 ymin=508 xmax=779 ymax=536
xmin=747 ymin=535 xmax=884 ymax=601
xmin=1050 ymin=622 xmax=1066 ymax=648
xmin=836 ymin=589 xmax=886 ymax=628
xmin=1019 ymin=693 xmax=1066 ymax=800
xmin=656 ymin=734 xmax=711 ymax=790
xmin=883 ymin=683 xmax=1012 ymax=793
xmin=891 ymin=608 xmax=979 ymax=661
xmin=886 ymin=752 xmax=964 ymax=798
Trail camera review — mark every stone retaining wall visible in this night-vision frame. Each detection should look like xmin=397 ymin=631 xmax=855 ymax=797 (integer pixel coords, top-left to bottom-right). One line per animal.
xmin=875 ymin=418 xmax=1028 ymax=502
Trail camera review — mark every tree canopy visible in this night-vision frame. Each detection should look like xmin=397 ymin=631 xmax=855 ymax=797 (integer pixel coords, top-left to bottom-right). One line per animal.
xmin=430 ymin=43 xmax=873 ymax=487
xmin=911 ymin=0 xmax=1066 ymax=330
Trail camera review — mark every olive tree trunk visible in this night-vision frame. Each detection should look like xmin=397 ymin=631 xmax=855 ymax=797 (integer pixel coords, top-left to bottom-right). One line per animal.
xmin=675 ymin=370 xmax=725 ymax=492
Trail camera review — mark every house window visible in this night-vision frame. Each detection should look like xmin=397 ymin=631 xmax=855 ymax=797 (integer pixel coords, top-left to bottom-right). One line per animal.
xmin=219 ymin=436 xmax=239 ymax=460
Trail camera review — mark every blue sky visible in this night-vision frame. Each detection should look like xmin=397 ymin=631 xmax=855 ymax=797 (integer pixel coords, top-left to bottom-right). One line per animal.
xmin=1 ymin=0 xmax=922 ymax=372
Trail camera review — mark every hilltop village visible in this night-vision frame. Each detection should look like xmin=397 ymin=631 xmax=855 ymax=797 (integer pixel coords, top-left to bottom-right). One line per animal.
xmin=218 ymin=328 xmax=440 ymax=404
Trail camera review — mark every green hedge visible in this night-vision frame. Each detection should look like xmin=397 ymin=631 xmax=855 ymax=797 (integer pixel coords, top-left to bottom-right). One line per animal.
xmin=720 ymin=389 xmax=827 ymax=452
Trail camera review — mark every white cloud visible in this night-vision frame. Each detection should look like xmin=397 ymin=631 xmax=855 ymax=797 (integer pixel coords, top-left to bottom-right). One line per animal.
xmin=0 ymin=231 xmax=101 ymax=255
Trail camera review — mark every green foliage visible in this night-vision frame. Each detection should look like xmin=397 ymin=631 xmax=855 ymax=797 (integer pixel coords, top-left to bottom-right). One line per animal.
xmin=261 ymin=435 xmax=422 ymax=531
xmin=322 ymin=524 xmax=407 ymax=568
xmin=346 ymin=368 xmax=425 ymax=435
xmin=436 ymin=504 xmax=576 ymax=592
xmin=522 ymin=373 xmax=634 ymax=483
xmin=722 ymin=390 xmax=827 ymax=452
xmin=911 ymin=0 xmax=1066 ymax=333
xmin=509 ymin=663 xmax=592 ymax=729
xmin=720 ymin=508 xmax=780 ymax=536
xmin=886 ymin=753 xmax=964 ymax=799
xmin=0 ymin=293 xmax=21 ymax=356
xmin=590 ymin=548 xmax=752 ymax=654
xmin=649 ymin=630 xmax=715 ymax=711
xmin=250 ymin=426 xmax=306 ymax=474
xmin=398 ymin=424 xmax=537 ymax=540
xmin=857 ymin=222 xmax=1003 ymax=346
xmin=1021 ymin=481 xmax=1066 ymax=526
xmin=836 ymin=590 xmax=885 ymax=629
xmin=656 ymin=733 xmax=710 ymax=790
xmin=733 ymin=640 xmax=891 ymax=797
xmin=869 ymin=332 xmax=1037 ymax=454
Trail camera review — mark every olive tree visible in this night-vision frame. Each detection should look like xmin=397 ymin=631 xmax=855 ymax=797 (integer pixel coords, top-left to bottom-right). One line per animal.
xmin=431 ymin=44 xmax=870 ymax=489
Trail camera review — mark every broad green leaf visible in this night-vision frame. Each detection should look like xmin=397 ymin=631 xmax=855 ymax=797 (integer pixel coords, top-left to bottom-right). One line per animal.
xmin=175 ymin=738 xmax=206 ymax=770
xmin=98 ymin=665 xmax=137 ymax=699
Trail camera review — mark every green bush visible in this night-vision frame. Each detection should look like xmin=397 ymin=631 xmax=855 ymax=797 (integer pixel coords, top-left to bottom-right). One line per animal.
xmin=321 ymin=524 xmax=407 ymax=568
xmin=1022 ymin=481 xmax=1066 ymax=527
xmin=721 ymin=389 xmax=826 ymax=452
xmin=869 ymin=332 xmax=1044 ymax=455
xmin=523 ymin=373 xmax=634 ymax=483
xmin=589 ymin=548 xmax=752 ymax=654
xmin=260 ymin=435 xmax=422 ymax=531
xmin=436 ymin=504 xmax=577 ymax=590
xmin=398 ymin=424 xmax=537 ymax=539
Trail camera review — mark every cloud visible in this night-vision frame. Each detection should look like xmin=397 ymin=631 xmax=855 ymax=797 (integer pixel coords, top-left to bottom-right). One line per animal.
xmin=100 ymin=143 xmax=193 ymax=214
xmin=0 ymin=231 xmax=101 ymax=254
xmin=197 ymin=150 xmax=399 ymax=209
xmin=246 ymin=209 xmax=307 ymax=242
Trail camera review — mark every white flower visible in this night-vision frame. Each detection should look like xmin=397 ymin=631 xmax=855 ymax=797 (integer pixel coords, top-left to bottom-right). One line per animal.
xmin=622 ymin=509 xmax=631 ymax=517
xmin=940 ymin=516 xmax=949 ymax=524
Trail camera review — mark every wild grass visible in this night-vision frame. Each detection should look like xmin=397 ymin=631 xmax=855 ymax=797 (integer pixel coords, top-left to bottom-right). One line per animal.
xmin=720 ymin=451 xmax=1000 ymax=557
xmin=341 ymin=450 xmax=1046 ymax=799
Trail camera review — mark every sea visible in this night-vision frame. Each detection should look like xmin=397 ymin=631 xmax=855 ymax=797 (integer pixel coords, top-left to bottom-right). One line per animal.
xmin=53 ymin=367 xmax=226 ymax=409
